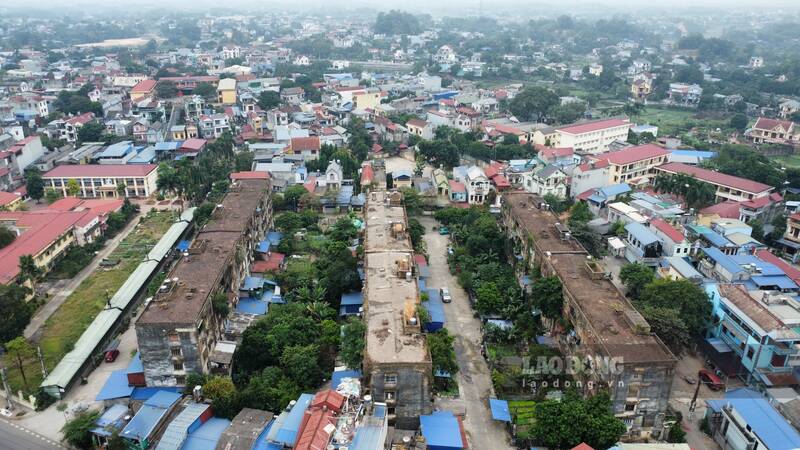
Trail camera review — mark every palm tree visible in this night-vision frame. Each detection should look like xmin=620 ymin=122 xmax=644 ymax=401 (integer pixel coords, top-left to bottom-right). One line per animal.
xmin=18 ymin=254 xmax=41 ymax=291
xmin=296 ymin=285 xmax=327 ymax=304
xmin=305 ymin=301 xmax=332 ymax=321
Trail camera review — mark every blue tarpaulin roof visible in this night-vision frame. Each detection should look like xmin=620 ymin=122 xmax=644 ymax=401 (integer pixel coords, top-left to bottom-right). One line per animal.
xmin=424 ymin=288 xmax=446 ymax=331
xmin=707 ymin=388 xmax=800 ymax=450
xmin=256 ymin=240 xmax=270 ymax=253
xmin=176 ymin=240 xmax=191 ymax=252
xmin=236 ymin=297 xmax=268 ymax=315
xmin=121 ymin=391 xmax=181 ymax=442
xmin=420 ymin=411 xmax=463 ymax=449
xmin=91 ymin=403 xmax=130 ymax=437
xmin=489 ymin=398 xmax=511 ymax=422
xmin=271 ymin=393 xmax=313 ymax=446
xmin=181 ymin=417 xmax=231 ymax=450
xmin=96 ymin=369 xmax=134 ymax=401
xmin=341 ymin=292 xmax=364 ymax=306
xmin=267 ymin=231 xmax=283 ymax=245
xmin=241 ymin=276 xmax=267 ymax=291
xmin=332 ymin=369 xmax=361 ymax=388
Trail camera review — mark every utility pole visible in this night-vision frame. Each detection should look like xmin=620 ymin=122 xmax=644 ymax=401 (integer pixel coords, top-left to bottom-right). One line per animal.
xmin=37 ymin=346 xmax=47 ymax=379
xmin=0 ymin=367 xmax=15 ymax=411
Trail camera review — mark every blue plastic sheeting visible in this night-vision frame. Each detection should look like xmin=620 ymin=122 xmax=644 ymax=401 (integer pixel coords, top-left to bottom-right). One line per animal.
xmin=423 ymin=288 xmax=445 ymax=332
xmin=702 ymin=247 xmax=744 ymax=275
xmin=130 ymin=386 xmax=183 ymax=401
xmin=267 ymin=232 xmax=283 ymax=246
xmin=176 ymin=240 xmax=191 ymax=252
xmin=418 ymin=265 xmax=431 ymax=279
xmin=96 ymin=369 xmax=134 ymax=401
xmin=489 ymin=398 xmax=512 ymax=422
xmin=341 ymin=292 xmax=364 ymax=306
xmin=181 ymin=418 xmax=231 ymax=450
xmin=91 ymin=403 xmax=130 ymax=437
xmin=331 ymin=369 xmax=362 ymax=388
xmin=707 ymin=388 xmax=800 ymax=450
xmin=236 ymin=297 xmax=268 ymax=315
xmin=241 ymin=276 xmax=267 ymax=291
xmin=420 ymin=411 xmax=463 ymax=449
xmin=256 ymin=240 xmax=270 ymax=253
xmin=121 ymin=391 xmax=181 ymax=442
xmin=751 ymin=275 xmax=799 ymax=290
xmin=271 ymin=393 xmax=313 ymax=446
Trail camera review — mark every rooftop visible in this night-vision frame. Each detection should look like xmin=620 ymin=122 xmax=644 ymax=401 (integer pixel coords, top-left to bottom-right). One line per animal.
xmin=656 ymin=162 xmax=772 ymax=195
xmin=556 ymin=118 xmax=630 ymax=135
xmin=718 ymin=284 xmax=792 ymax=336
xmin=43 ymin=164 xmax=157 ymax=178
xmin=215 ymin=408 xmax=273 ymax=450
xmin=596 ymin=143 xmax=669 ymax=165
xmin=364 ymin=191 xmax=429 ymax=365
xmin=138 ymin=179 xmax=269 ymax=325
xmin=503 ymin=192 xmax=675 ymax=364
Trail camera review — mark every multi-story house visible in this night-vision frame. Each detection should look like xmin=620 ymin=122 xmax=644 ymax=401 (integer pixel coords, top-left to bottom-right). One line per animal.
xmin=706 ymin=388 xmax=800 ymax=450
xmin=406 ymin=119 xmax=434 ymax=141
xmin=522 ymin=165 xmax=568 ymax=198
xmin=649 ymin=219 xmax=692 ymax=257
xmin=747 ymin=117 xmax=798 ymax=146
xmin=42 ymin=164 xmax=158 ymax=198
xmin=130 ymin=79 xmax=157 ymax=102
xmin=136 ymin=178 xmax=272 ymax=386
xmin=706 ymin=284 xmax=800 ymax=387
xmin=184 ymin=95 xmax=206 ymax=122
xmin=630 ymin=78 xmax=652 ymax=102
xmin=667 ymin=83 xmax=703 ymax=106
xmin=454 ymin=165 xmax=490 ymax=204
xmin=779 ymin=100 xmax=800 ymax=119
xmin=280 ymin=87 xmax=305 ymax=105
xmin=217 ymin=78 xmax=237 ymax=105
xmin=623 ymin=222 xmax=664 ymax=266
xmin=502 ymin=192 xmax=676 ymax=439
xmin=571 ymin=159 xmax=611 ymax=198
xmin=552 ymin=118 xmax=632 ymax=155
xmin=0 ymin=135 xmax=45 ymax=176
xmin=363 ymin=190 xmax=431 ymax=429
xmin=654 ymin=162 xmax=774 ymax=203
xmin=61 ymin=112 xmax=96 ymax=143
xmin=199 ymin=114 xmax=231 ymax=139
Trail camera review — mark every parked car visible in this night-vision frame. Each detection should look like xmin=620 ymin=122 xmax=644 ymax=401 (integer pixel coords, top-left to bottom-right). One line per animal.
xmin=698 ymin=369 xmax=724 ymax=390
xmin=104 ymin=349 xmax=120 ymax=363
xmin=438 ymin=226 xmax=450 ymax=235
xmin=441 ymin=287 xmax=452 ymax=303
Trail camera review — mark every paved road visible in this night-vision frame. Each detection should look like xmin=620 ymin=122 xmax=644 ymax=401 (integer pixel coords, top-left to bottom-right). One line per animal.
xmin=0 ymin=419 xmax=64 ymax=450
xmin=421 ymin=217 xmax=515 ymax=450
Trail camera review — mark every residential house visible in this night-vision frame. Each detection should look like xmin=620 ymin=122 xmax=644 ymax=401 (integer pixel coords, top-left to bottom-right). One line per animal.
xmin=217 ymin=78 xmax=238 ymax=105
xmin=571 ymin=159 xmax=611 ymax=198
xmin=454 ymin=166 xmax=490 ymax=204
xmin=406 ymin=119 xmax=434 ymax=140
xmin=62 ymin=113 xmax=96 ymax=143
xmin=592 ymin=144 xmax=669 ymax=187
xmin=280 ymin=87 xmax=305 ymax=105
xmin=290 ymin=136 xmax=320 ymax=160
xmin=431 ymin=168 xmax=449 ymax=196
xmin=552 ymin=118 xmax=632 ymax=155
xmin=706 ymin=388 xmax=800 ymax=450
xmin=779 ymin=100 xmax=800 ymax=119
xmin=623 ymin=222 xmax=663 ymax=266
xmin=0 ymin=135 xmax=44 ymax=176
xmin=448 ymin=180 xmax=467 ymax=203
xmin=667 ymin=83 xmax=703 ymax=106
xmin=649 ymin=219 xmax=692 ymax=257
xmin=522 ymin=165 xmax=568 ymax=198
xmin=391 ymin=170 xmax=413 ymax=188
xmin=747 ymin=117 xmax=798 ymax=146
xmin=631 ymin=78 xmax=652 ymax=102
xmin=130 ymin=79 xmax=157 ymax=102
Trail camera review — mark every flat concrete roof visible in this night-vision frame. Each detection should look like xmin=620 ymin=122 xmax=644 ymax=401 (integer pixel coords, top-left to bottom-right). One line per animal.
xmin=504 ymin=192 xmax=675 ymax=365
xmin=364 ymin=191 xmax=429 ymax=365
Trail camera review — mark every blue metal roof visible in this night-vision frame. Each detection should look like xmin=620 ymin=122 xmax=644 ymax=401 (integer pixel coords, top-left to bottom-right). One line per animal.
xmin=236 ymin=297 xmax=268 ymax=315
xmin=701 ymin=231 xmax=734 ymax=248
xmin=599 ymin=183 xmax=632 ymax=197
xmin=418 ymin=264 xmax=431 ymax=279
xmin=731 ymin=255 xmax=784 ymax=276
xmin=624 ymin=222 xmax=660 ymax=246
xmin=270 ymin=393 xmax=313 ymax=446
xmin=91 ymin=403 xmax=130 ymax=437
xmin=331 ymin=369 xmax=361 ymax=388
xmin=706 ymin=388 xmax=800 ymax=450
xmin=97 ymin=141 xmax=133 ymax=158
xmin=155 ymin=141 xmax=183 ymax=151
xmin=670 ymin=150 xmax=716 ymax=157
xmin=392 ymin=170 xmax=413 ymax=179
xmin=420 ymin=411 xmax=463 ymax=449
xmin=751 ymin=275 xmax=799 ymax=290
xmin=341 ymin=292 xmax=363 ymax=306
xmin=424 ymin=288 xmax=446 ymax=330
xmin=662 ymin=256 xmax=703 ymax=280
xmin=252 ymin=419 xmax=276 ymax=450
xmin=241 ymin=276 xmax=267 ymax=291
xmin=702 ymin=247 xmax=744 ymax=275
xmin=129 ymin=146 xmax=157 ymax=164
xmin=122 ymin=391 xmax=181 ymax=442
xmin=156 ymin=402 xmax=210 ymax=450
xmin=96 ymin=369 xmax=134 ymax=401
xmin=349 ymin=425 xmax=385 ymax=450
xmin=130 ymin=386 xmax=183 ymax=401
xmin=337 ymin=185 xmax=354 ymax=205
xmin=256 ymin=240 xmax=270 ymax=253
xmin=266 ymin=231 xmax=283 ymax=245
xmin=489 ymin=398 xmax=511 ymax=422
xmin=181 ymin=417 xmax=231 ymax=450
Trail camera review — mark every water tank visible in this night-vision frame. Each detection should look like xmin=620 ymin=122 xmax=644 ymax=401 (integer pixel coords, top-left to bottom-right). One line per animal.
xmin=409 ymin=317 xmax=417 ymax=326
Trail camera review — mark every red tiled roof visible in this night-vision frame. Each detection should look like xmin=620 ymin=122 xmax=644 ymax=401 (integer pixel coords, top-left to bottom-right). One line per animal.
xmin=598 ymin=144 xmax=669 ymax=165
xmin=415 ymin=254 xmax=428 ymax=267
xmin=180 ymin=138 xmax=207 ymax=151
xmin=0 ymin=168 xmax=10 ymax=177
xmin=741 ymin=195 xmax=774 ymax=209
xmin=0 ymin=191 xmax=21 ymax=206
xmin=360 ymin=164 xmax=374 ymax=185
xmin=576 ymin=159 xmax=610 ymax=172
xmin=448 ymin=179 xmax=466 ymax=192
xmin=406 ymin=119 xmax=428 ymax=128
xmin=230 ymin=171 xmax=270 ymax=180
xmin=754 ymin=117 xmax=794 ymax=132
xmin=484 ymin=165 xmax=500 ymax=178
xmin=291 ymin=136 xmax=321 ymax=152
xmin=131 ymin=79 xmax=157 ymax=92
xmin=650 ymin=218 xmax=685 ymax=243
xmin=537 ymin=145 xmax=574 ymax=161
xmin=65 ymin=112 xmax=95 ymax=125
xmin=294 ymin=408 xmax=336 ymax=450
xmin=304 ymin=176 xmax=317 ymax=193
xmin=47 ymin=196 xmax=83 ymax=211
xmin=755 ymin=250 xmax=800 ymax=284
xmin=571 ymin=444 xmax=595 ymax=450
xmin=371 ymin=143 xmax=383 ymax=153
xmin=656 ymin=162 xmax=772 ymax=194
xmin=311 ymin=389 xmax=345 ymax=412
xmin=556 ymin=118 xmax=630 ymax=135
xmin=252 ymin=253 xmax=285 ymax=273
xmin=43 ymin=164 xmax=157 ymax=178
xmin=576 ymin=188 xmax=596 ymax=201
xmin=493 ymin=174 xmax=511 ymax=188
xmin=700 ymin=201 xmax=741 ymax=219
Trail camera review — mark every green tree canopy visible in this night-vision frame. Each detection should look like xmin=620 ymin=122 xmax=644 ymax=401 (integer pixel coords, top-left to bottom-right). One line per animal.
xmin=427 ymin=329 xmax=459 ymax=376
xmin=77 ymin=122 xmax=104 ymax=143
xmin=25 ymin=167 xmax=44 ymax=203
xmin=619 ymin=263 xmax=655 ymax=299
xmin=0 ymin=284 xmax=32 ymax=343
xmin=62 ymin=410 xmax=101 ymax=449
xmin=257 ymin=90 xmax=281 ymax=110
xmin=340 ymin=317 xmax=366 ymax=369
xmin=530 ymin=391 xmax=626 ymax=449
xmin=509 ymin=86 xmax=560 ymax=122
xmin=637 ymin=279 xmax=711 ymax=342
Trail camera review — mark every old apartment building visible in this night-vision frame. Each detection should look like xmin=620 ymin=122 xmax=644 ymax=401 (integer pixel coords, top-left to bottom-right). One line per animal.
xmin=502 ymin=192 xmax=677 ymax=439
xmin=135 ymin=178 xmax=272 ymax=386
xmin=363 ymin=190 xmax=432 ymax=430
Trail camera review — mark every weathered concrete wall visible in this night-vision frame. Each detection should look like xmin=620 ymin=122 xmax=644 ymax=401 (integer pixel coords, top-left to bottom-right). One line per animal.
xmin=369 ymin=365 xmax=432 ymax=430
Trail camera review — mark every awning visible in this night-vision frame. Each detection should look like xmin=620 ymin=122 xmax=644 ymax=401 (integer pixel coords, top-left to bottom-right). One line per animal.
xmin=489 ymin=398 xmax=511 ymax=422
xmin=706 ymin=337 xmax=732 ymax=353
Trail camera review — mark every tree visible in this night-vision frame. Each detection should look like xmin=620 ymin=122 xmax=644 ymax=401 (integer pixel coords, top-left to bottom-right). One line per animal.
xmin=235 ymin=151 xmax=254 ymax=172
xmin=65 ymin=179 xmax=81 ymax=197
xmin=194 ymin=82 xmax=217 ymax=99
xmin=340 ymin=318 xmax=366 ymax=369
xmin=211 ymin=291 xmax=230 ymax=316
xmin=730 ymin=113 xmax=748 ymax=131
xmin=280 ymin=344 xmax=322 ymax=388
xmin=509 ymin=86 xmax=560 ymax=122
xmin=257 ymin=90 xmax=281 ymax=110
xmin=619 ymin=263 xmax=655 ymax=299
xmin=77 ymin=122 xmax=103 ymax=143
xmin=637 ymin=279 xmax=711 ymax=338
xmin=639 ymin=305 xmax=691 ymax=352
xmin=61 ymin=410 xmax=101 ymax=449
xmin=568 ymin=201 xmax=593 ymax=226
xmin=5 ymin=337 xmax=35 ymax=391
xmin=107 ymin=432 xmax=127 ymax=450
xmin=0 ymin=284 xmax=33 ymax=343
xmin=374 ymin=10 xmax=422 ymax=35
xmin=475 ymin=281 xmax=504 ymax=317
xmin=283 ymin=184 xmax=308 ymax=210
xmin=156 ymin=81 xmax=179 ymax=99
xmin=44 ymin=188 xmax=61 ymax=204
xmin=240 ymin=366 xmax=301 ymax=413
xmin=426 ymin=329 xmax=459 ymax=376
xmin=25 ymin=167 xmax=44 ymax=203
xmin=18 ymin=254 xmax=41 ymax=289
xmin=0 ymin=225 xmax=15 ymax=248
xmin=551 ymin=102 xmax=586 ymax=124
xmin=203 ymin=376 xmax=239 ymax=419
xmin=531 ymin=276 xmax=563 ymax=320
xmin=530 ymin=391 xmax=626 ymax=450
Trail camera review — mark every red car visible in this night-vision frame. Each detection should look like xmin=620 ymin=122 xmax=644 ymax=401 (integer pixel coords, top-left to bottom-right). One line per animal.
xmin=104 ymin=349 xmax=120 ymax=363
xmin=698 ymin=369 xmax=724 ymax=391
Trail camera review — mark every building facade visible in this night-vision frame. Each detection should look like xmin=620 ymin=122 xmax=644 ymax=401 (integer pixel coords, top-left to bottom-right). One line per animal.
xmin=43 ymin=164 xmax=159 ymax=198
xmin=553 ymin=118 xmax=632 ymax=155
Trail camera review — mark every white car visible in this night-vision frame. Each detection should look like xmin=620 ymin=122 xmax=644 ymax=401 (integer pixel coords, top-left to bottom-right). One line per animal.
xmin=441 ymin=287 xmax=452 ymax=303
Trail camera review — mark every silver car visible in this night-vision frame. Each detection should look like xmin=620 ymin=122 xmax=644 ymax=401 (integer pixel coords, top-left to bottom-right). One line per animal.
xmin=441 ymin=287 xmax=452 ymax=303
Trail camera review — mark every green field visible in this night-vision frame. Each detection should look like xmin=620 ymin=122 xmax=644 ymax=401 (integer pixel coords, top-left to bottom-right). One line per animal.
xmin=4 ymin=210 xmax=175 ymax=394
xmin=635 ymin=107 xmax=728 ymax=136
xmin=774 ymin=154 xmax=800 ymax=169
xmin=509 ymin=400 xmax=537 ymax=439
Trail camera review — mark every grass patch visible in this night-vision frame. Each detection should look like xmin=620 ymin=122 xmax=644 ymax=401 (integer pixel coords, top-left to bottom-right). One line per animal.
xmin=4 ymin=210 xmax=175 ymax=394
xmin=487 ymin=343 xmax=518 ymax=360
xmin=775 ymin=154 xmax=800 ymax=169
xmin=634 ymin=107 xmax=728 ymax=137
xmin=509 ymin=400 xmax=536 ymax=439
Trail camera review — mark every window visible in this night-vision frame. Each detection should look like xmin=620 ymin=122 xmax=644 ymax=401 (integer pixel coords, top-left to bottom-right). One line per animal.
xmin=746 ymin=347 xmax=755 ymax=359
xmin=173 ymin=362 xmax=184 ymax=371
xmin=384 ymin=390 xmax=395 ymax=401
xmin=171 ymin=347 xmax=182 ymax=357
xmin=625 ymin=402 xmax=636 ymax=412
xmin=175 ymin=375 xmax=186 ymax=385
xmin=384 ymin=374 xmax=398 ymax=384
